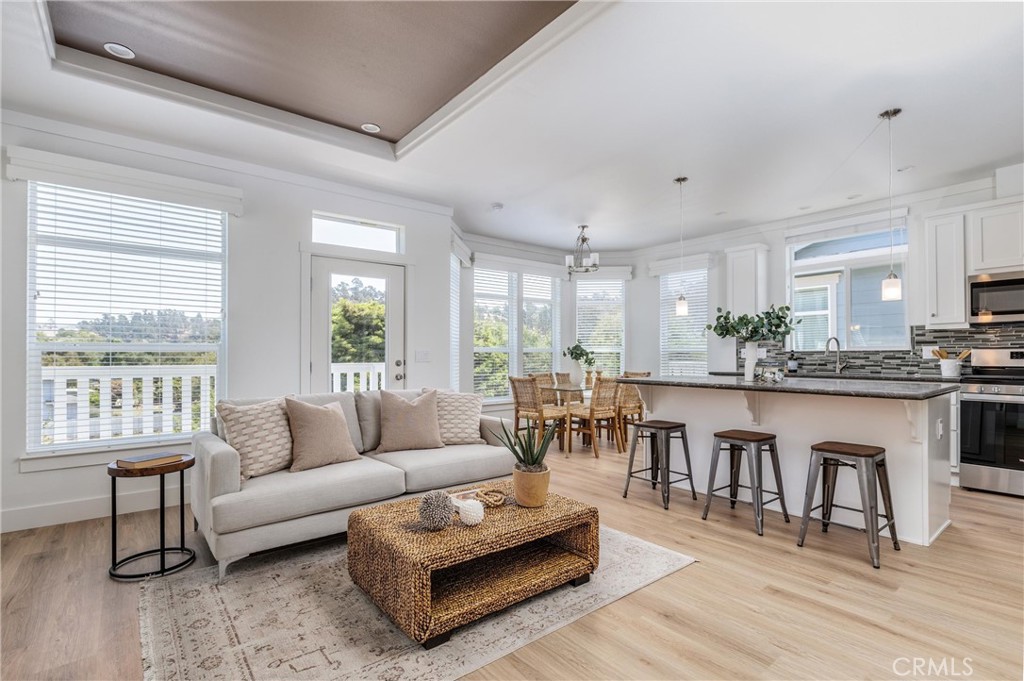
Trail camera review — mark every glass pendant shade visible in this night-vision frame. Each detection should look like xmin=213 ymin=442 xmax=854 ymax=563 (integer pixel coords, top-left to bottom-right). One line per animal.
xmin=881 ymin=271 xmax=902 ymax=301
xmin=676 ymin=294 xmax=688 ymax=316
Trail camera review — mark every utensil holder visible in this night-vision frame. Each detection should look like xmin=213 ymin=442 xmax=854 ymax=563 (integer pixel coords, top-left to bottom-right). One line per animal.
xmin=939 ymin=359 xmax=961 ymax=378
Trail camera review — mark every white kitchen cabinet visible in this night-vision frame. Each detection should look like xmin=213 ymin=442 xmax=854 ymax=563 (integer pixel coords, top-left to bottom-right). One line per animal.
xmin=724 ymin=243 xmax=768 ymax=315
xmin=924 ymin=213 xmax=967 ymax=327
xmin=968 ymin=200 xmax=1023 ymax=273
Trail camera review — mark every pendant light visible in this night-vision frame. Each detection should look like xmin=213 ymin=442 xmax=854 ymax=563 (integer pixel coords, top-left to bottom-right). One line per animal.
xmin=565 ymin=224 xmax=600 ymax=278
xmin=674 ymin=176 xmax=689 ymax=316
xmin=879 ymin=108 xmax=903 ymax=302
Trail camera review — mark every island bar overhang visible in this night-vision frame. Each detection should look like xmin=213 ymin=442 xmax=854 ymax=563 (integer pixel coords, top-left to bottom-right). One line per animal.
xmin=619 ymin=376 xmax=961 ymax=546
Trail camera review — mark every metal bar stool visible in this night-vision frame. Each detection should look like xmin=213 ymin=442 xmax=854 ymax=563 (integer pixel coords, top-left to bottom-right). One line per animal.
xmin=701 ymin=429 xmax=790 ymax=535
xmin=797 ymin=440 xmax=900 ymax=568
xmin=622 ymin=420 xmax=697 ymax=510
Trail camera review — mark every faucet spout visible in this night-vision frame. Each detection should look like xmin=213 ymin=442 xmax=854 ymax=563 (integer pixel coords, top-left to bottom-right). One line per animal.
xmin=825 ymin=336 xmax=845 ymax=374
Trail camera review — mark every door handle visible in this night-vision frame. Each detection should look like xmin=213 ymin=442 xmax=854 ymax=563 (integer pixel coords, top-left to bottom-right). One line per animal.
xmin=395 ymin=373 xmax=405 ymax=381
xmin=395 ymin=359 xmax=404 ymax=367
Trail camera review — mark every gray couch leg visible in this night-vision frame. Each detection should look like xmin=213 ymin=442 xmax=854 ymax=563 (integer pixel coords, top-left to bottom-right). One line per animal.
xmin=218 ymin=555 xmax=249 ymax=584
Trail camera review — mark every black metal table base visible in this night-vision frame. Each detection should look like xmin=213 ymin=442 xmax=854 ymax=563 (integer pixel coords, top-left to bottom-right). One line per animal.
xmin=110 ymin=468 xmax=193 ymax=581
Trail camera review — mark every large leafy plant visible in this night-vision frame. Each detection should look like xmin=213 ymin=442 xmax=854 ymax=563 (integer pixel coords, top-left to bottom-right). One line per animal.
xmin=492 ymin=420 xmax=557 ymax=472
xmin=707 ymin=304 xmax=800 ymax=343
xmin=563 ymin=340 xmax=596 ymax=368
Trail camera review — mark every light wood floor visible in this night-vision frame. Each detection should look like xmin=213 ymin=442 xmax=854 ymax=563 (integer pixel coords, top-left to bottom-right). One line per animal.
xmin=3 ymin=440 xmax=1022 ymax=680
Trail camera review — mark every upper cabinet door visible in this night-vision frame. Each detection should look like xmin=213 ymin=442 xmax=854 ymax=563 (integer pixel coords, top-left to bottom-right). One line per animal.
xmin=925 ymin=213 xmax=967 ymax=327
xmin=968 ymin=201 xmax=1024 ymax=273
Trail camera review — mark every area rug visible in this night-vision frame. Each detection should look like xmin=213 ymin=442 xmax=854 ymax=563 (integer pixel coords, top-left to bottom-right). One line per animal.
xmin=139 ymin=525 xmax=695 ymax=681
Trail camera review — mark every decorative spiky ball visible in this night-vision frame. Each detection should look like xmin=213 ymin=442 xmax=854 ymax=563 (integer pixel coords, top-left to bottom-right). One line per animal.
xmin=418 ymin=490 xmax=455 ymax=531
xmin=455 ymin=499 xmax=485 ymax=526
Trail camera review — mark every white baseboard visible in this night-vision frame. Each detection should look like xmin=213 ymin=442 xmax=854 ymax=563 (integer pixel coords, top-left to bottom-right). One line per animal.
xmin=1 ymin=484 xmax=190 ymax=533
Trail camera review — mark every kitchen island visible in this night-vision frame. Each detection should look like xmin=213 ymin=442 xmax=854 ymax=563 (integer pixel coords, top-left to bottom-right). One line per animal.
xmin=618 ymin=375 xmax=961 ymax=546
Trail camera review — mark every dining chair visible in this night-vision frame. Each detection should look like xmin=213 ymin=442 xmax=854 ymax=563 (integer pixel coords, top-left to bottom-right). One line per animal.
xmin=616 ymin=371 xmax=650 ymax=446
xmin=529 ymin=372 xmax=558 ymax=406
xmin=509 ymin=376 xmax=567 ymax=451
xmin=568 ymin=376 xmax=623 ymax=456
xmin=554 ymin=372 xmax=584 ymax=404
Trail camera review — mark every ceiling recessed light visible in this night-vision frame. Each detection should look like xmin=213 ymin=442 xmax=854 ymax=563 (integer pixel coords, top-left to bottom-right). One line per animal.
xmin=103 ymin=42 xmax=135 ymax=60
xmin=714 ymin=211 xmax=728 ymax=216
xmin=490 ymin=202 xmax=504 ymax=212
xmin=847 ymin=193 xmax=863 ymax=200
xmin=360 ymin=123 xmax=381 ymax=134
xmin=897 ymin=165 xmax=915 ymax=173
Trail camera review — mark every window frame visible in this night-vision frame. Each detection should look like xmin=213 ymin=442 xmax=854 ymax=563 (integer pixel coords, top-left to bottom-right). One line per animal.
xmin=24 ymin=181 xmax=228 ymax=456
xmin=311 ymin=211 xmax=404 ymax=254
xmin=658 ymin=267 xmax=709 ymax=377
xmin=574 ymin=279 xmax=626 ymax=376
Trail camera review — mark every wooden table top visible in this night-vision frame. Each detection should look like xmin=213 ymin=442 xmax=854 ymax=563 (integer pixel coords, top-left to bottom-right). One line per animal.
xmin=107 ymin=454 xmax=195 ymax=478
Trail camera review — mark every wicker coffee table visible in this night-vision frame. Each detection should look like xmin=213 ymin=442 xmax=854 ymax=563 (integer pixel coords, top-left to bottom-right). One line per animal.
xmin=348 ymin=480 xmax=600 ymax=648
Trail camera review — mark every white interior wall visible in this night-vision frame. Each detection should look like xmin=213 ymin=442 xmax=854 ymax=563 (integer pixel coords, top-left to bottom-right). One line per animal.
xmin=1 ymin=116 xmax=454 ymax=531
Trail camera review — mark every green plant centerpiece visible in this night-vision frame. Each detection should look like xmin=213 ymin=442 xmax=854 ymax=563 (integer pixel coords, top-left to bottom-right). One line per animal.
xmin=707 ymin=305 xmax=800 ymax=382
xmin=494 ymin=420 xmax=557 ymax=507
xmin=562 ymin=340 xmax=595 ymax=386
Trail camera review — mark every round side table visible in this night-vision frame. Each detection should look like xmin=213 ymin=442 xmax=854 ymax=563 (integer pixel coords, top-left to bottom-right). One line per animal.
xmin=107 ymin=454 xmax=196 ymax=581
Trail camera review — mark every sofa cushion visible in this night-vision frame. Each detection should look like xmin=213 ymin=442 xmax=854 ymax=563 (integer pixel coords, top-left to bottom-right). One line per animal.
xmin=355 ymin=389 xmax=424 ymax=452
xmin=432 ymin=390 xmax=486 ymax=445
xmin=368 ymin=444 xmax=516 ymax=493
xmin=216 ymin=398 xmax=292 ymax=480
xmin=376 ymin=390 xmax=445 ymax=453
xmin=216 ymin=392 xmax=363 ymax=453
xmin=285 ymin=398 xmax=361 ymax=471
xmin=210 ymin=457 xmax=406 ymax=534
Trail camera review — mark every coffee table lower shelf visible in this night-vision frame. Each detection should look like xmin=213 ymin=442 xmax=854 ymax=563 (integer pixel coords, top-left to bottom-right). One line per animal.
xmin=426 ymin=539 xmax=592 ymax=645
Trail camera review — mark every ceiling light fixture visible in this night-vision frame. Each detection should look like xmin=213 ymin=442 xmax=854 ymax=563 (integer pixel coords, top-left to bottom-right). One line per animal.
xmin=565 ymin=224 xmax=599 ymax=278
xmin=674 ymin=176 xmax=689 ymax=316
xmin=360 ymin=122 xmax=381 ymax=134
xmin=103 ymin=42 xmax=135 ymax=59
xmin=490 ymin=202 xmax=504 ymax=212
xmin=880 ymin=107 xmax=903 ymax=302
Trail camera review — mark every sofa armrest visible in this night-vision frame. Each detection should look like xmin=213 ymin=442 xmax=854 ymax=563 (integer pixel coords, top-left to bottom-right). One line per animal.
xmin=191 ymin=432 xmax=241 ymax=530
xmin=479 ymin=415 xmax=514 ymax=447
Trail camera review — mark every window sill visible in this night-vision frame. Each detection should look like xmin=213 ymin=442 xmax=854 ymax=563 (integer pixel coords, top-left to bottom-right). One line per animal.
xmin=20 ymin=436 xmax=194 ymax=472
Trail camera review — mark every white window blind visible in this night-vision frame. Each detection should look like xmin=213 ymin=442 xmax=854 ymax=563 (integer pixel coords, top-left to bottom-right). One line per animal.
xmin=660 ymin=268 xmax=709 ymax=376
xmin=576 ymin=280 xmax=625 ymax=375
xmin=473 ymin=268 xmax=516 ymax=399
xmin=449 ymin=253 xmax=461 ymax=390
xmin=26 ymin=181 xmax=226 ymax=453
xmin=522 ymin=273 xmax=559 ymax=376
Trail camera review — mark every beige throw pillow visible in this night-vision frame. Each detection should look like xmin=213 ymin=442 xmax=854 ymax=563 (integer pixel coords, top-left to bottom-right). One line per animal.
xmin=216 ymin=398 xmax=292 ymax=480
xmin=376 ymin=390 xmax=444 ymax=453
xmin=427 ymin=389 xmax=486 ymax=445
xmin=285 ymin=398 xmax=361 ymax=471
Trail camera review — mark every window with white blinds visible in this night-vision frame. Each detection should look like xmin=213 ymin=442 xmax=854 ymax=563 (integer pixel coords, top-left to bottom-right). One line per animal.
xmin=26 ymin=181 xmax=226 ymax=453
xmin=449 ymin=253 xmax=461 ymax=390
xmin=659 ymin=268 xmax=709 ymax=376
xmin=472 ymin=267 xmax=559 ymax=401
xmin=575 ymin=280 xmax=625 ymax=375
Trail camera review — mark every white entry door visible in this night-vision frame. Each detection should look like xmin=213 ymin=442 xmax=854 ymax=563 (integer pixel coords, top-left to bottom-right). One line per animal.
xmin=310 ymin=256 xmax=405 ymax=393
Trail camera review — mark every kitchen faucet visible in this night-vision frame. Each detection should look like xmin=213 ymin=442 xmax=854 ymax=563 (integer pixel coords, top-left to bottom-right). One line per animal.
xmin=825 ymin=336 xmax=847 ymax=374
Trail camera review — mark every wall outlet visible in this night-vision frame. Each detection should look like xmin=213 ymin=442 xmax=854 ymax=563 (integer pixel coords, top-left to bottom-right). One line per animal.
xmin=415 ymin=350 xmax=430 ymax=362
xmin=921 ymin=345 xmax=939 ymax=360
xmin=757 ymin=347 xmax=768 ymax=359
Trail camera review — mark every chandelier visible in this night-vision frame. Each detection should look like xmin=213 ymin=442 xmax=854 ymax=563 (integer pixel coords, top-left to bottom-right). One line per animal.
xmin=565 ymin=224 xmax=600 ymax=277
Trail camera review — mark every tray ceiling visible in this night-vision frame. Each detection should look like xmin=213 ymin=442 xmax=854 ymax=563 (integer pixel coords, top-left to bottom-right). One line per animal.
xmin=46 ymin=0 xmax=573 ymax=143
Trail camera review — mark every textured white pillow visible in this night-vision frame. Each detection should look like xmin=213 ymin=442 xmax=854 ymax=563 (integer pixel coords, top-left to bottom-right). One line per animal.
xmin=429 ymin=390 xmax=486 ymax=445
xmin=216 ymin=398 xmax=292 ymax=480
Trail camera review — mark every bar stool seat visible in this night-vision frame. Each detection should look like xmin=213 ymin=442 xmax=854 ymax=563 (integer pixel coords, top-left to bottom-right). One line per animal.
xmin=797 ymin=440 xmax=899 ymax=569
xmin=702 ymin=429 xmax=790 ymax=535
xmin=622 ymin=420 xmax=697 ymax=510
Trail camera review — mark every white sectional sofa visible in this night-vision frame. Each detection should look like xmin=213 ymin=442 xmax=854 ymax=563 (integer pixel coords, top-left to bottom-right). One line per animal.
xmin=191 ymin=390 xmax=514 ymax=580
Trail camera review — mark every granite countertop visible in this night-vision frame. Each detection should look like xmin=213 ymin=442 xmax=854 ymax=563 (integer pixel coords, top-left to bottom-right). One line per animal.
xmin=709 ymin=371 xmax=961 ymax=384
xmin=619 ymin=374 xmax=961 ymax=400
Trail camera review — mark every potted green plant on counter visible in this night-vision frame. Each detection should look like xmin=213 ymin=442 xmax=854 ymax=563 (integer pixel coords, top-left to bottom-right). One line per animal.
xmin=562 ymin=340 xmax=595 ymax=387
xmin=707 ymin=305 xmax=800 ymax=382
xmin=493 ymin=420 xmax=557 ymax=507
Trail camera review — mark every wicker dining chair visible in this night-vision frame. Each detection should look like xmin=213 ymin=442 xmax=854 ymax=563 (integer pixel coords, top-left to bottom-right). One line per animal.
xmin=509 ymin=376 xmax=567 ymax=451
xmin=568 ymin=376 xmax=623 ymax=456
xmin=616 ymin=371 xmax=650 ymax=445
xmin=529 ymin=372 xmax=558 ymax=406
xmin=554 ymin=372 xmax=584 ymax=404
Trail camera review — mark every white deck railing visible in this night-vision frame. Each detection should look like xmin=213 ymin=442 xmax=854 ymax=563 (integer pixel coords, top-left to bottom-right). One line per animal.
xmin=36 ymin=362 xmax=387 ymax=447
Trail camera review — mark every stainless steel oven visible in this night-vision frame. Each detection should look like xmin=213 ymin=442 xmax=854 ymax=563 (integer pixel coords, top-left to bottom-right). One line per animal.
xmin=959 ymin=348 xmax=1024 ymax=497
xmin=968 ymin=272 xmax=1024 ymax=324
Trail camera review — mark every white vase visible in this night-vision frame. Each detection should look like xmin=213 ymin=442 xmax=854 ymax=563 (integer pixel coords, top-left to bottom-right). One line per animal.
xmin=567 ymin=360 xmax=583 ymax=386
xmin=744 ymin=341 xmax=758 ymax=382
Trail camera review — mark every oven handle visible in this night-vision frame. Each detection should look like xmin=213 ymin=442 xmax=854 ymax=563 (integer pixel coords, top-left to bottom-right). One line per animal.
xmin=960 ymin=392 xmax=1024 ymax=404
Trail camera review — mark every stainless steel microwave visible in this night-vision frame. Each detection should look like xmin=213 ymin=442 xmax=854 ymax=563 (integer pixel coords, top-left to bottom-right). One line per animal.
xmin=968 ymin=272 xmax=1024 ymax=324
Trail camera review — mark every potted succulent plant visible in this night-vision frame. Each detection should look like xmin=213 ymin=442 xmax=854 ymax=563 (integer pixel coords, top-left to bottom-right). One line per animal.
xmin=563 ymin=340 xmax=595 ymax=387
xmin=707 ymin=305 xmax=800 ymax=381
xmin=493 ymin=420 xmax=557 ymax=507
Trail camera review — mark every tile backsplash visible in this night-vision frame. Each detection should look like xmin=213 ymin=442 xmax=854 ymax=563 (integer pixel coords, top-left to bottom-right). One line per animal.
xmin=740 ymin=323 xmax=1024 ymax=376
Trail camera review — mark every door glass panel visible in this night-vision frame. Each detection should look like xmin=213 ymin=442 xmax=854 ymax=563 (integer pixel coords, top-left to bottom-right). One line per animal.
xmin=330 ymin=274 xmax=386 ymax=392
